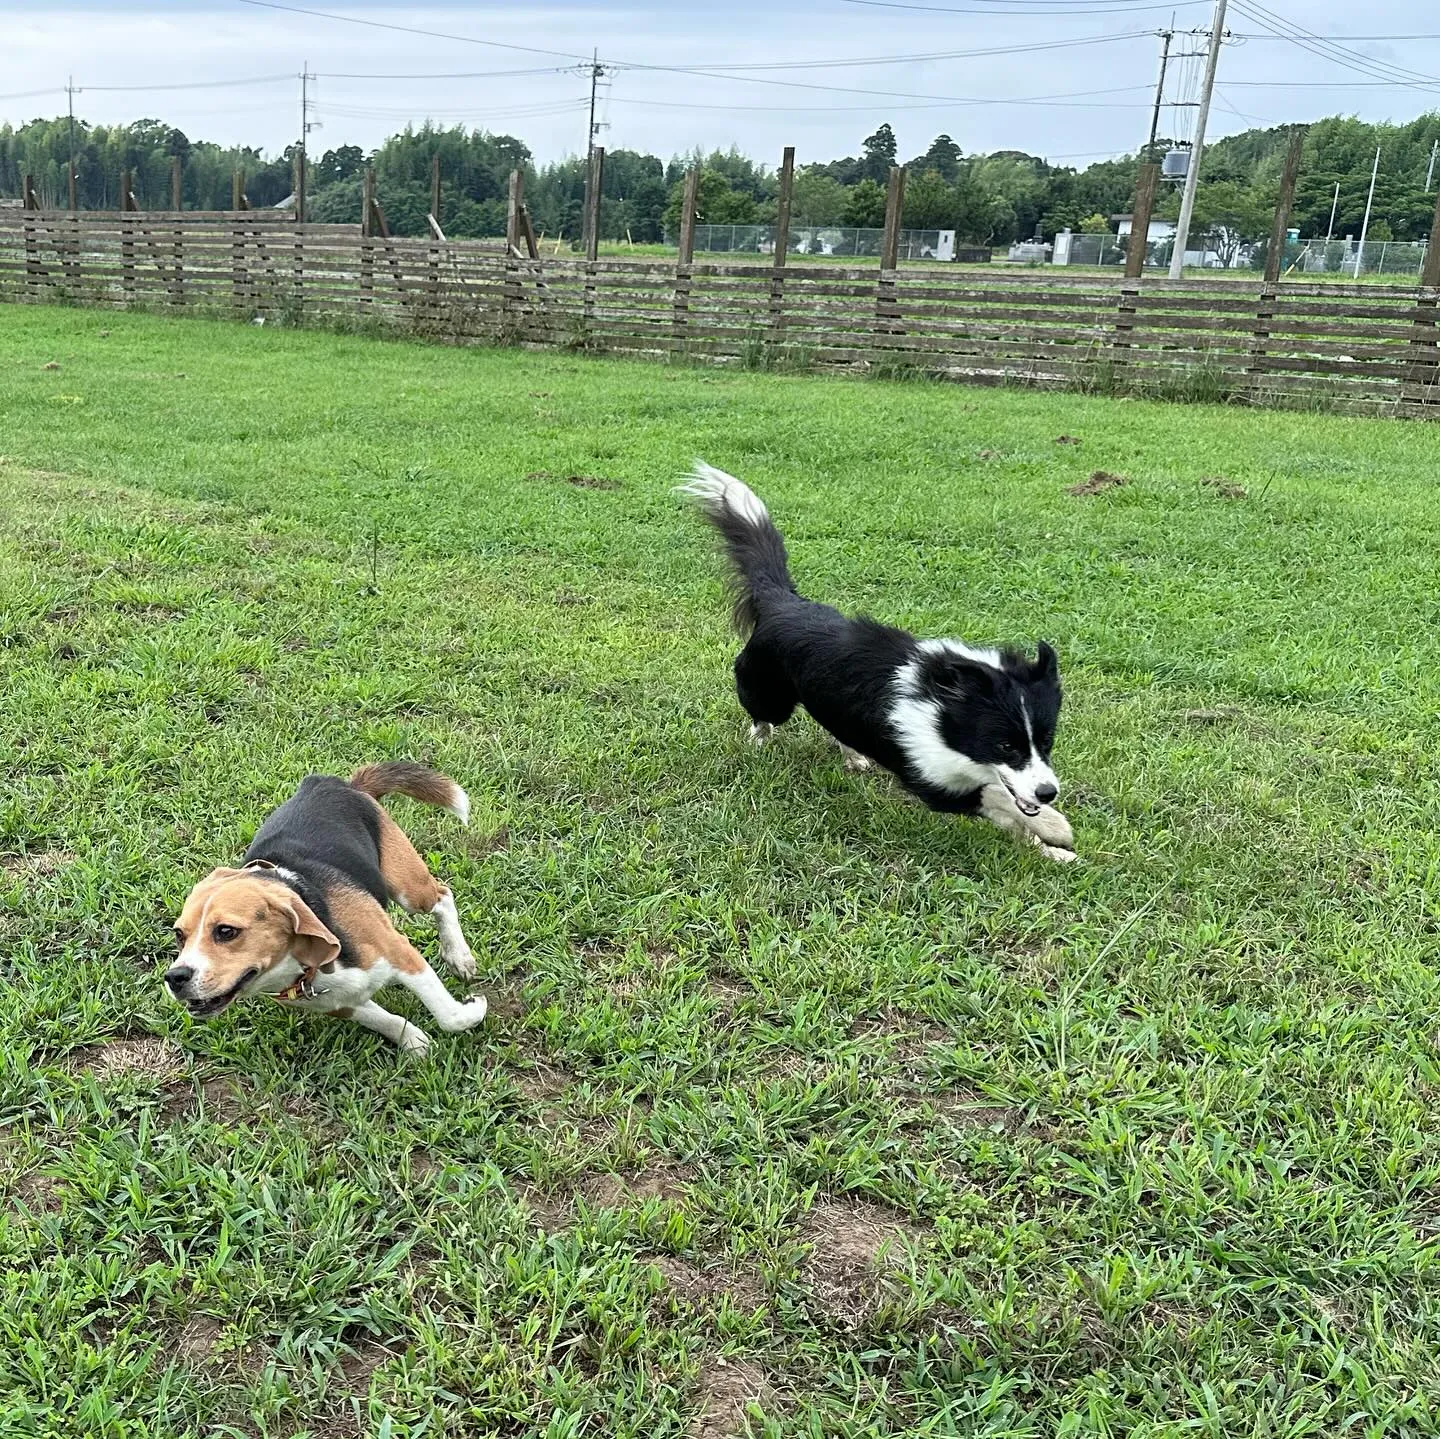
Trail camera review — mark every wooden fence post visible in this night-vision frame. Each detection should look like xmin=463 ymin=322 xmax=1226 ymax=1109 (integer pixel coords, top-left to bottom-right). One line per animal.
xmin=357 ymin=168 xmax=374 ymax=313
xmin=506 ymin=169 xmax=524 ymax=254
xmin=1125 ymin=163 xmax=1159 ymax=280
xmin=119 ymin=169 xmax=136 ymax=301
xmin=232 ymin=169 xmax=249 ymax=212
xmin=1423 ymin=189 xmax=1440 ymax=290
xmin=430 ymin=153 xmax=442 ymax=233
xmin=1404 ymin=189 xmax=1440 ymax=409
xmin=678 ymin=167 xmax=698 ymax=267
xmin=769 ymin=145 xmax=795 ymax=341
xmin=1263 ymin=126 xmax=1306 ymax=284
xmin=1250 ymin=125 xmax=1308 ymax=386
xmin=672 ymin=166 xmax=699 ymax=353
xmin=876 ymin=165 xmax=907 ymax=344
xmin=880 ymin=164 xmax=906 ymax=271
xmin=584 ymin=146 xmax=605 ymax=264
xmin=295 ymin=147 xmax=306 ymax=225
xmin=23 ymin=174 xmax=38 ymax=210
xmin=170 ymin=156 xmax=185 ymax=305
xmin=68 ymin=164 xmax=77 ymax=212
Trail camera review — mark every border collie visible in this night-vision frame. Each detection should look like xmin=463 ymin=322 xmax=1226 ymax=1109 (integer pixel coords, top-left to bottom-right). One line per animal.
xmin=679 ymin=463 xmax=1076 ymax=861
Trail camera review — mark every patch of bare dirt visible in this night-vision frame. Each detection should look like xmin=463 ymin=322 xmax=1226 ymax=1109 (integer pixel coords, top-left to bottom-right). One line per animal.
xmin=565 ymin=474 xmax=621 ymax=491
xmin=514 ymin=1063 xmax=575 ymax=1104
xmin=799 ymin=1199 xmax=921 ymax=1327
xmin=1067 ymin=470 xmax=1127 ymax=498
xmin=977 ymin=448 xmax=1001 ymax=460
xmin=10 ymin=1169 xmax=64 ymax=1215
xmin=338 ymin=1338 xmax=393 ymax=1392
xmin=650 ymin=1255 xmax=767 ymax=1314
xmin=1054 ymin=434 xmax=1082 ymax=445
xmin=555 ymin=589 xmax=593 ymax=606
xmin=515 ymin=1181 xmax=573 ymax=1233
xmin=175 ymin=1314 xmax=224 ymax=1363
xmin=1201 ymin=475 xmax=1247 ymax=500
xmin=931 ymin=1088 xmax=1028 ymax=1134
xmin=580 ymin=1161 xmax=695 ymax=1209
xmin=688 ymin=1357 xmax=774 ymax=1439
xmin=198 ymin=1078 xmax=249 ymax=1125
xmin=71 ymin=1036 xmax=186 ymax=1082
xmin=2 ymin=849 xmax=76 ymax=879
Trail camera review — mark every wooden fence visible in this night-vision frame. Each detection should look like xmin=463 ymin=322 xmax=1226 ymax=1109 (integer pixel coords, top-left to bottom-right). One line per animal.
xmin=3 ymin=209 xmax=1440 ymax=417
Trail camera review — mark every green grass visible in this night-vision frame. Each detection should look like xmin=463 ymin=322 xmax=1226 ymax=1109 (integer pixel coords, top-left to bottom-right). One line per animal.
xmin=4 ymin=305 xmax=1440 ymax=1438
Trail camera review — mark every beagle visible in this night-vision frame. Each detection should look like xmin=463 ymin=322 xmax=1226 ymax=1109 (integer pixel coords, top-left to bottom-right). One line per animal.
xmin=168 ymin=762 xmax=488 ymax=1056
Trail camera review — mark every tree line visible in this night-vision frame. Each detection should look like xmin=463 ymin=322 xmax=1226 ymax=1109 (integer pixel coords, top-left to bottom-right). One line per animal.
xmin=2 ymin=111 xmax=1437 ymax=257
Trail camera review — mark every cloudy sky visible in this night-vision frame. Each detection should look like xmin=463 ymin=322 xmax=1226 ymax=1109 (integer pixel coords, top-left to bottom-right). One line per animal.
xmin=3 ymin=1 xmax=1438 ymax=169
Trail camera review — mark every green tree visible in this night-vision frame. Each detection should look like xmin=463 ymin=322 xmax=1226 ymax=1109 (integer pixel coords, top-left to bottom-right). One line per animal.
xmin=916 ymin=134 xmax=962 ymax=183
xmin=902 ymin=169 xmax=956 ymax=229
xmin=842 ymin=177 xmax=887 ymax=228
xmin=861 ymin=124 xmax=897 ymax=183
xmin=791 ymin=167 xmax=847 ymax=225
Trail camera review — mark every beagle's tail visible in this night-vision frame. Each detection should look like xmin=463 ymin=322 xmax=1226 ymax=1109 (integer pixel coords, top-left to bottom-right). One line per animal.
xmin=348 ymin=761 xmax=470 ymax=826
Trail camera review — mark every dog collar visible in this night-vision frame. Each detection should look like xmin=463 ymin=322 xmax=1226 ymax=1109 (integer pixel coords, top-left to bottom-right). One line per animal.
xmin=272 ymin=967 xmax=321 ymax=1003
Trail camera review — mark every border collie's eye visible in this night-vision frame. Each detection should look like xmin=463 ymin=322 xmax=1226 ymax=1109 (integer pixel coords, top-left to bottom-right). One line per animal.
xmin=213 ymin=924 xmax=240 ymax=943
xmin=172 ymin=930 xmax=186 ymax=949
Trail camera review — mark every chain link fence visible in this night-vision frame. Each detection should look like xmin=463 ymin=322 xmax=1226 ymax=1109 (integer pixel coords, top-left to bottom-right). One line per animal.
xmin=686 ymin=224 xmax=958 ymax=260
xmin=1292 ymin=239 xmax=1429 ymax=276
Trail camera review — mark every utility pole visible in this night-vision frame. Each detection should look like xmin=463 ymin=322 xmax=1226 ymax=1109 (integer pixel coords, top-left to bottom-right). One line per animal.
xmin=585 ymin=49 xmax=607 ymax=168
xmin=1168 ymin=0 xmax=1227 ymax=280
xmin=67 ymin=77 xmax=78 ymax=210
xmin=1427 ymin=138 xmax=1438 ymax=192
xmin=1353 ymin=144 xmax=1380 ymax=279
xmin=297 ymin=61 xmax=315 ymax=223
xmin=1324 ymin=181 xmax=1340 ymax=242
xmin=1146 ymin=30 xmax=1173 ymax=160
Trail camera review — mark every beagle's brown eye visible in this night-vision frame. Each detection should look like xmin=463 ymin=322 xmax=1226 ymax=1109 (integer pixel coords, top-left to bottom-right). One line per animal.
xmin=172 ymin=930 xmax=186 ymax=949
xmin=212 ymin=924 xmax=241 ymax=943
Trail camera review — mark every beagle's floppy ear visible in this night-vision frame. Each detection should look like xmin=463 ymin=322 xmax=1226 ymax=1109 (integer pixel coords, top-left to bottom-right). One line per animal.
xmin=273 ymin=890 xmax=341 ymax=972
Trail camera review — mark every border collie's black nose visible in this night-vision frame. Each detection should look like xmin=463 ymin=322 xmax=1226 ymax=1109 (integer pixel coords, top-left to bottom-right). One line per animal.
xmin=1034 ymin=782 xmax=1058 ymax=804
xmin=164 ymin=964 xmax=194 ymax=992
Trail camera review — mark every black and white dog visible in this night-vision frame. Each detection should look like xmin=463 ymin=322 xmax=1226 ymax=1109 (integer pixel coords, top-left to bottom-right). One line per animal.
xmin=679 ymin=463 xmax=1076 ymax=862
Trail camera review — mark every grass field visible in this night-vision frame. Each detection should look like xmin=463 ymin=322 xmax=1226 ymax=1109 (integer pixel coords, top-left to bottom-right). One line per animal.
xmin=4 ymin=306 xmax=1440 ymax=1438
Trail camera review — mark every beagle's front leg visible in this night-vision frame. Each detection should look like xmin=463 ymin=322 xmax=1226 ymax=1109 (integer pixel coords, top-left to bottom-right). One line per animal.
xmin=345 ymin=999 xmax=432 ymax=1055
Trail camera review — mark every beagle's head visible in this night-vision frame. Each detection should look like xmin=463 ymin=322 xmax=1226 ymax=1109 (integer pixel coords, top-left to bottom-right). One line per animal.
xmin=167 ymin=866 xmax=340 ymax=1018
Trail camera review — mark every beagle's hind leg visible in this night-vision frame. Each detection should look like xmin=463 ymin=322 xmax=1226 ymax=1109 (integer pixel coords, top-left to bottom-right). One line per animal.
xmin=372 ymin=806 xmax=478 ymax=978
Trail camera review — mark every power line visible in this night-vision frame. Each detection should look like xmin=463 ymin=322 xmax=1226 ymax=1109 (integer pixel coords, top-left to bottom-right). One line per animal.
xmin=840 ymin=0 xmax=1211 ymax=15
xmin=232 ymin=0 xmax=592 ymax=61
xmin=1228 ymin=0 xmax=1440 ymax=90
xmin=612 ymin=84 xmax=1155 ymax=112
xmin=78 ymin=74 xmax=295 ymax=93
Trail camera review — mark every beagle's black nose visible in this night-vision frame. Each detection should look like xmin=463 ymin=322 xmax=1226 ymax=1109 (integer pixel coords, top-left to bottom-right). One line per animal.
xmin=1034 ymin=782 xmax=1058 ymax=804
xmin=164 ymin=964 xmax=195 ymax=992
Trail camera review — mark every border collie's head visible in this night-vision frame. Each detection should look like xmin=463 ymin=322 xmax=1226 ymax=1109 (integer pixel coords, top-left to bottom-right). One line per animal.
xmin=896 ymin=641 xmax=1062 ymax=813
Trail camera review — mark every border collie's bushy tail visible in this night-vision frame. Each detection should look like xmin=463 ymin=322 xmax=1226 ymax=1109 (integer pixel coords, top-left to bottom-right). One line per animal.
xmin=677 ymin=462 xmax=797 ymax=635
xmin=349 ymin=761 xmax=470 ymax=825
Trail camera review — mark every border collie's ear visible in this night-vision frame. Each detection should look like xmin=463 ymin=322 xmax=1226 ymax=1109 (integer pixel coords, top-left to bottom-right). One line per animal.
xmin=926 ymin=653 xmax=996 ymax=696
xmin=1032 ymin=641 xmax=1059 ymax=680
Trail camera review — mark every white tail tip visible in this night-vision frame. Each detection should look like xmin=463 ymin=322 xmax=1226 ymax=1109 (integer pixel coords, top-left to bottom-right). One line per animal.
xmin=447 ymin=785 xmax=471 ymax=827
xmin=676 ymin=461 xmax=770 ymax=524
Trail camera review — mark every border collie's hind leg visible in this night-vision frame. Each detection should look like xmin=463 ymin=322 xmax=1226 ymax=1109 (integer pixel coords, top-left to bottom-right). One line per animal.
xmin=734 ymin=642 xmax=797 ymax=747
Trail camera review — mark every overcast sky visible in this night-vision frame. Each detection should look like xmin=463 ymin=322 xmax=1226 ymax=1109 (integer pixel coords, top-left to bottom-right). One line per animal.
xmin=3 ymin=1 xmax=1438 ymax=169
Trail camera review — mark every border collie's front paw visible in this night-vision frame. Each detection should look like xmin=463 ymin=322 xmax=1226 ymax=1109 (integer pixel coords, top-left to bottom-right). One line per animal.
xmin=749 ymin=721 xmax=774 ymax=747
xmin=1028 ymin=805 xmax=1074 ymax=851
xmin=1037 ymin=840 xmax=1080 ymax=864
xmin=839 ymin=745 xmax=874 ymax=773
